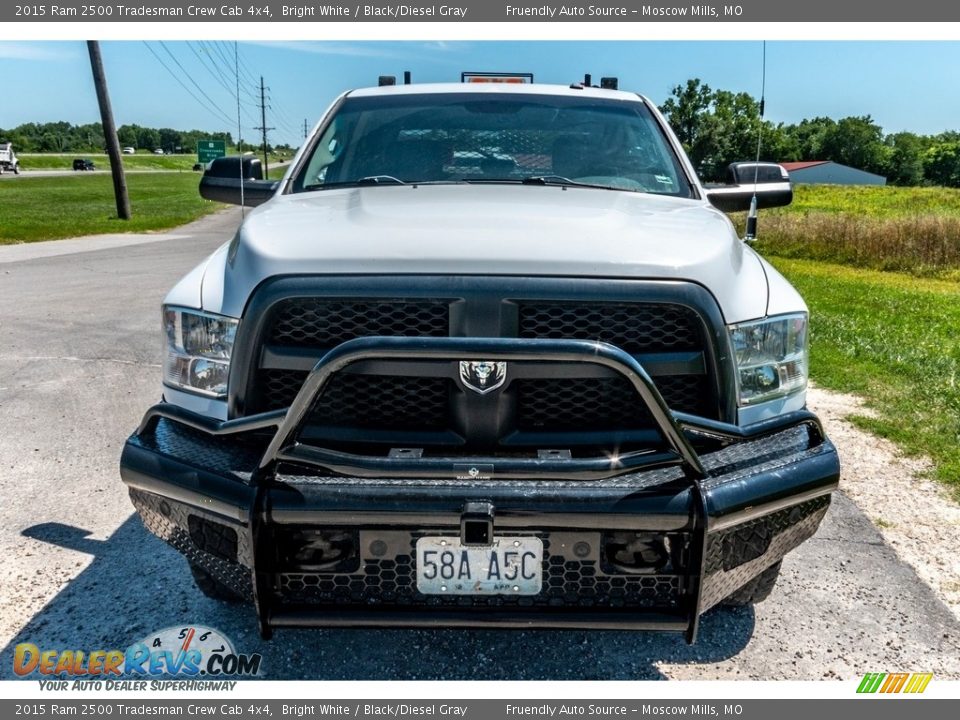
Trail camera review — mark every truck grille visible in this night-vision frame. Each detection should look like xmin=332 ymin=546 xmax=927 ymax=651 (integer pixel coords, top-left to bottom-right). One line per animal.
xmin=518 ymin=301 xmax=700 ymax=354
xmin=241 ymin=279 xmax=724 ymax=450
xmin=269 ymin=299 xmax=449 ymax=347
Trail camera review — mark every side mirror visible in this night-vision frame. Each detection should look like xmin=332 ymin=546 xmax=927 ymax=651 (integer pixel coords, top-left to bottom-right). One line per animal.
xmin=705 ymin=162 xmax=792 ymax=213
xmin=199 ymin=156 xmax=279 ymax=207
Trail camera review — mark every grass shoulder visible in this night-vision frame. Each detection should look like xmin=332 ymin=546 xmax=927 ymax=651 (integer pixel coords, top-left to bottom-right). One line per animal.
xmin=0 ymin=173 xmax=222 ymax=243
xmin=769 ymin=256 xmax=960 ymax=495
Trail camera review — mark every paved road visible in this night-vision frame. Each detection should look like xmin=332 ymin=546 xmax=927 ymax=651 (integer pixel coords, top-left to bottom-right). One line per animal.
xmin=1 ymin=212 xmax=958 ymax=680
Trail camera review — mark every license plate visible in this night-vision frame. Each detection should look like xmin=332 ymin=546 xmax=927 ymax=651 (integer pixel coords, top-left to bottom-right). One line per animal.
xmin=415 ymin=536 xmax=543 ymax=595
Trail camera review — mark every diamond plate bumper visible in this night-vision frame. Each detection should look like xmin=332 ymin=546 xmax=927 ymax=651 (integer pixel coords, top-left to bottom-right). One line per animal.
xmin=120 ymin=337 xmax=840 ymax=641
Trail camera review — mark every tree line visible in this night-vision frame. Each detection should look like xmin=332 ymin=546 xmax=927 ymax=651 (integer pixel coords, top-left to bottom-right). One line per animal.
xmin=660 ymin=78 xmax=960 ymax=187
xmin=0 ymin=121 xmax=295 ymax=155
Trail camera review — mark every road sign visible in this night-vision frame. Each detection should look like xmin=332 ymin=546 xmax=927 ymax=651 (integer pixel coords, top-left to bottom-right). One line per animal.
xmin=198 ymin=140 xmax=226 ymax=164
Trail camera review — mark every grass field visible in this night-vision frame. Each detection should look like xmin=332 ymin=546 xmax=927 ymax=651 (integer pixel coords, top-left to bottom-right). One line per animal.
xmin=769 ymin=256 xmax=960 ymax=495
xmin=751 ymin=185 xmax=960 ymax=492
xmin=0 ymin=173 xmax=221 ymax=243
xmin=749 ymin=185 xmax=960 ymax=278
xmin=17 ymin=153 xmax=200 ymax=171
xmin=17 ymin=152 xmax=291 ymax=172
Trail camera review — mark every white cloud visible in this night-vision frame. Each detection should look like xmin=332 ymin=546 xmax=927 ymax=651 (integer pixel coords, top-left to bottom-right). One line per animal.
xmin=0 ymin=42 xmax=75 ymax=61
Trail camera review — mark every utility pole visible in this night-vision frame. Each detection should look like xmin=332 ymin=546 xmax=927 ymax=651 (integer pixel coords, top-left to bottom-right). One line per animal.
xmin=253 ymin=76 xmax=274 ymax=178
xmin=87 ymin=41 xmax=130 ymax=220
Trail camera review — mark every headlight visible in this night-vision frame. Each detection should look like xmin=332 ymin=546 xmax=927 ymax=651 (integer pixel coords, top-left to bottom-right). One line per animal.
xmin=728 ymin=313 xmax=808 ymax=406
xmin=163 ymin=307 xmax=238 ymax=398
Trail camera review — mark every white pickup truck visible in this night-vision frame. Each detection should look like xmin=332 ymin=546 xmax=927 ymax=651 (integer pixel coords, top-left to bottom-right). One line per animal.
xmin=120 ymin=74 xmax=839 ymax=642
xmin=0 ymin=142 xmax=20 ymax=174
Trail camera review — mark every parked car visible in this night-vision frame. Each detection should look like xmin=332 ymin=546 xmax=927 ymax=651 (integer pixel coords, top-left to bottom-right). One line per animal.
xmin=72 ymin=159 xmax=95 ymax=171
xmin=121 ymin=72 xmax=836 ymax=642
xmin=122 ymin=147 xmax=136 ymax=155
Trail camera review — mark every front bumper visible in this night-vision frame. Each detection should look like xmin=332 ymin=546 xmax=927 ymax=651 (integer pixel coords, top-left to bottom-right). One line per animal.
xmin=120 ymin=337 xmax=839 ymax=641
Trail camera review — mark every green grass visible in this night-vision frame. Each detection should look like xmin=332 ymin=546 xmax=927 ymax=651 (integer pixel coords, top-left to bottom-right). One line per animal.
xmin=777 ymin=184 xmax=960 ymax=218
xmin=769 ymin=257 xmax=960 ymax=494
xmin=746 ymin=185 xmax=960 ymax=278
xmin=17 ymin=153 xmax=201 ymax=171
xmin=19 ymin=152 xmax=290 ymax=172
xmin=0 ymin=173 xmax=222 ymax=243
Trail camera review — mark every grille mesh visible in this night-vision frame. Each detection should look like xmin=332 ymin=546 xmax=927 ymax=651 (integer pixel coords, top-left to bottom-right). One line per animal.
xmin=310 ymin=375 xmax=450 ymax=430
xmin=516 ymin=375 xmax=709 ymax=431
xmin=518 ymin=301 xmax=701 ymax=354
xmin=517 ymin=377 xmax=651 ymax=430
xmin=268 ymin=299 xmax=449 ymax=347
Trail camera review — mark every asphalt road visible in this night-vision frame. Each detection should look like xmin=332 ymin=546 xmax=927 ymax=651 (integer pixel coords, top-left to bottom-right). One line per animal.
xmin=1 ymin=210 xmax=958 ymax=680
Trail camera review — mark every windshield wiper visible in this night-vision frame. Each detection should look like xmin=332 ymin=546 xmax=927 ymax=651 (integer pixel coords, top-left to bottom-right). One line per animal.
xmin=520 ymin=175 xmax=627 ymax=191
xmin=356 ymin=175 xmax=406 ymax=185
xmin=521 ymin=175 xmax=578 ymax=185
xmin=302 ymin=176 xmax=407 ymax=191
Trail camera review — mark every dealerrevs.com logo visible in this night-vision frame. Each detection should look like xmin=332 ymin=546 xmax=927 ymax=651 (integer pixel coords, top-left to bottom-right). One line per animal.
xmin=14 ymin=625 xmax=262 ymax=688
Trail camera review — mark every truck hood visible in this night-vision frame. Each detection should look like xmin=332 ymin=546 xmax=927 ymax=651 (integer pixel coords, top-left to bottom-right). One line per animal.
xmin=205 ymin=184 xmax=774 ymax=322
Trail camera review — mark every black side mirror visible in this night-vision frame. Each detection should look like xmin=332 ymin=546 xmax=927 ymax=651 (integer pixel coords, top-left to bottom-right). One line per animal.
xmin=199 ymin=156 xmax=279 ymax=207
xmin=705 ymin=162 xmax=793 ymax=213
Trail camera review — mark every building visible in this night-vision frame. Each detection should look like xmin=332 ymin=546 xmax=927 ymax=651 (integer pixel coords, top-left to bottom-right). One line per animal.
xmin=779 ymin=160 xmax=887 ymax=186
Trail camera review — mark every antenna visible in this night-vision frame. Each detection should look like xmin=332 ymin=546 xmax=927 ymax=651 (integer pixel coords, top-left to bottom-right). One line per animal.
xmin=235 ymin=42 xmax=245 ymax=218
xmin=745 ymin=40 xmax=766 ymax=242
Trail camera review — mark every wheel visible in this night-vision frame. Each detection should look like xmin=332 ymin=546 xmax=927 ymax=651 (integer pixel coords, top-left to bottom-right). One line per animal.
xmin=188 ymin=562 xmax=243 ymax=603
xmin=13 ymin=164 xmax=20 ymax=175
xmin=721 ymin=561 xmax=782 ymax=607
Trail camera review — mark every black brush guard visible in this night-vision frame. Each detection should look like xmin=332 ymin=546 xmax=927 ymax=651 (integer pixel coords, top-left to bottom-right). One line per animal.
xmin=121 ymin=337 xmax=840 ymax=642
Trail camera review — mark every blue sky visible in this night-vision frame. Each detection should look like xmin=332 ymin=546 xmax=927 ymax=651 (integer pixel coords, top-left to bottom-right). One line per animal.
xmin=1 ymin=40 xmax=959 ymax=147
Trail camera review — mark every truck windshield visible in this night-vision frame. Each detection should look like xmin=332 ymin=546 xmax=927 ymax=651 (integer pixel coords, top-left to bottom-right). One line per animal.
xmin=292 ymin=92 xmax=693 ymax=197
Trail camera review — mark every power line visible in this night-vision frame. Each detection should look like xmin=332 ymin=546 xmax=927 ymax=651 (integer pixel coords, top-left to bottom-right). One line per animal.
xmin=266 ymin=94 xmax=300 ymax=140
xmin=269 ymin=93 xmax=298 ymax=129
xmin=142 ymin=41 xmax=234 ymax=126
xmin=220 ymin=40 xmax=258 ymax=89
xmin=186 ymin=41 xmax=236 ymax=98
xmin=206 ymin=40 xmax=259 ymax=103
xmin=187 ymin=41 xmax=260 ymax=127
xmin=206 ymin=40 xmax=259 ymax=104
xmin=158 ymin=41 xmax=236 ymax=126
xmin=234 ymin=44 xmax=260 ymax=88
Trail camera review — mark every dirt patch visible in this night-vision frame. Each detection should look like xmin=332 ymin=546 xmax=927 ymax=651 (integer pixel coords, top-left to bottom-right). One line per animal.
xmin=808 ymin=384 xmax=960 ymax=619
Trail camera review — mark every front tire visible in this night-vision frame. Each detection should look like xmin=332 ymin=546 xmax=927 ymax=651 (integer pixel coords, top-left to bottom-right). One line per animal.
xmin=189 ymin=562 xmax=243 ymax=604
xmin=721 ymin=561 xmax=782 ymax=607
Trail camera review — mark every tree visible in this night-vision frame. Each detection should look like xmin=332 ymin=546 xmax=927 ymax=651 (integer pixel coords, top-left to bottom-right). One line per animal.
xmin=660 ymin=78 xmax=713 ymax=150
xmin=784 ymin=117 xmax=836 ymax=160
xmin=818 ymin=116 xmax=890 ymax=175
xmin=118 ymin=124 xmax=139 ymax=148
xmin=137 ymin=128 xmax=160 ymax=151
xmin=923 ymin=142 xmax=960 ymax=187
xmin=661 ymin=79 xmax=781 ymax=181
xmin=886 ymin=132 xmax=926 ymax=186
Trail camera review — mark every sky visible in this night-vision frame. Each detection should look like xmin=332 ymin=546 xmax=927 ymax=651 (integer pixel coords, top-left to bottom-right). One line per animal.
xmin=1 ymin=40 xmax=960 ymax=148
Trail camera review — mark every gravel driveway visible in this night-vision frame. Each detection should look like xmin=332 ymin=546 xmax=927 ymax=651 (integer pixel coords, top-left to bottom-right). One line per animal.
xmin=1 ymin=211 xmax=958 ymax=680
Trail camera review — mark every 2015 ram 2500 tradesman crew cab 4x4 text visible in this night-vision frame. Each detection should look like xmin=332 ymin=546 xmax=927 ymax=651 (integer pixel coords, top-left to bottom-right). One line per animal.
xmin=119 ymin=76 xmax=839 ymax=642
